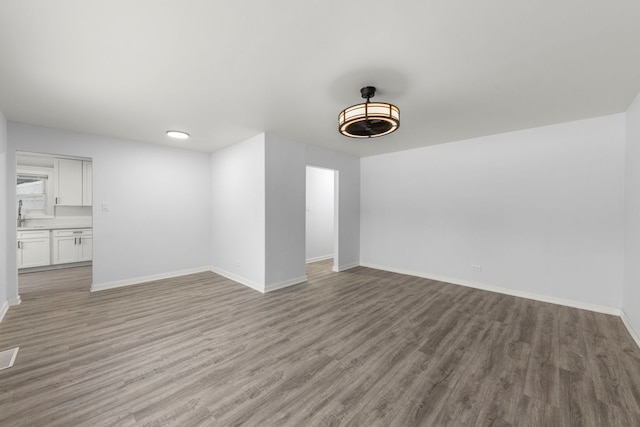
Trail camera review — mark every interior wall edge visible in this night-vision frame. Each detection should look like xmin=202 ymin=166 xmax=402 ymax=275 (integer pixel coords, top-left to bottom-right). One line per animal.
xmin=210 ymin=133 xmax=266 ymax=288
xmin=210 ymin=266 xmax=265 ymax=293
xmin=621 ymin=310 xmax=640 ymax=349
xmin=0 ymin=300 xmax=8 ymax=323
xmin=264 ymin=275 xmax=308 ymax=293
xmin=359 ymin=262 xmax=622 ymax=316
xmin=0 ymin=110 xmax=8 ymax=310
xmin=332 ymin=262 xmax=360 ymax=273
xmin=623 ymin=88 xmax=640 ymax=350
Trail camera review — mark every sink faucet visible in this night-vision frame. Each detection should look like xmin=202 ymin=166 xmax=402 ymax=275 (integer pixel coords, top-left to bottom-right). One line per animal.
xmin=17 ymin=199 xmax=24 ymax=228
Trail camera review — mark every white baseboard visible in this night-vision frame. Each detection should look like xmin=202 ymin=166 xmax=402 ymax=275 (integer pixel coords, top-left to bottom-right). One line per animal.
xmin=332 ymin=262 xmax=360 ymax=273
xmin=306 ymin=255 xmax=333 ymax=264
xmin=265 ymin=276 xmax=308 ymax=293
xmin=621 ymin=310 xmax=640 ymax=349
xmin=359 ymin=262 xmax=621 ymax=316
xmin=0 ymin=296 xmax=18 ymax=323
xmin=19 ymin=261 xmax=91 ymax=273
xmin=210 ymin=266 xmax=265 ymax=293
xmin=0 ymin=300 xmax=8 ymax=323
xmin=91 ymin=266 xmax=211 ymax=292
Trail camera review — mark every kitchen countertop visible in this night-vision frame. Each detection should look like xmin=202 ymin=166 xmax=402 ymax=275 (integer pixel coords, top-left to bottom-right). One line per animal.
xmin=18 ymin=226 xmax=92 ymax=231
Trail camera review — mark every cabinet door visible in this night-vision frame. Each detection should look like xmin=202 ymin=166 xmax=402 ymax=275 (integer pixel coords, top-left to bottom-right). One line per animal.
xmin=78 ymin=236 xmax=93 ymax=262
xmin=18 ymin=238 xmax=51 ymax=268
xmin=53 ymin=236 xmax=78 ymax=264
xmin=55 ymin=159 xmax=83 ymax=205
xmin=82 ymin=161 xmax=92 ymax=206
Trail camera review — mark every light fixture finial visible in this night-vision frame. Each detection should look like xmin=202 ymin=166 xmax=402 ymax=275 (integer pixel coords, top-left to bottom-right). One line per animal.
xmin=361 ymin=86 xmax=376 ymax=100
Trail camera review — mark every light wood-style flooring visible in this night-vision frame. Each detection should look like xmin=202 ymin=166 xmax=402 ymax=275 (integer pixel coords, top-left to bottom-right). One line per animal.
xmin=1 ymin=260 xmax=640 ymax=426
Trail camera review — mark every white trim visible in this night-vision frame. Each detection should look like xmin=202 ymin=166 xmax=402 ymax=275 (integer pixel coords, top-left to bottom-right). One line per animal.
xmin=621 ymin=310 xmax=640 ymax=349
xmin=0 ymin=300 xmax=8 ymax=323
xmin=265 ymin=276 xmax=308 ymax=293
xmin=9 ymin=296 xmax=21 ymax=306
xmin=332 ymin=262 xmax=359 ymax=273
xmin=19 ymin=261 xmax=91 ymax=273
xmin=91 ymin=266 xmax=211 ymax=292
xmin=0 ymin=347 xmax=19 ymax=371
xmin=359 ymin=262 xmax=621 ymax=316
xmin=210 ymin=266 xmax=265 ymax=293
xmin=306 ymin=254 xmax=333 ymax=264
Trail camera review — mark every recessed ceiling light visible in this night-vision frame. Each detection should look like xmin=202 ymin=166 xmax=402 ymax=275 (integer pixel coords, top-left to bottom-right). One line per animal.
xmin=166 ymin=130 xmax=190 ymax=139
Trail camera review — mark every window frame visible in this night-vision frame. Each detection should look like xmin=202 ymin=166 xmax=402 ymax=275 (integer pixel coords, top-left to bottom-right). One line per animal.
xmin=17 ymin=166 xmax=55 ymax=219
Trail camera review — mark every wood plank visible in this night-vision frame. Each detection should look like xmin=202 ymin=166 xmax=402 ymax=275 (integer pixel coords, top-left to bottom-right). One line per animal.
xmin=0 ymin=261 xmax=639 ymax=426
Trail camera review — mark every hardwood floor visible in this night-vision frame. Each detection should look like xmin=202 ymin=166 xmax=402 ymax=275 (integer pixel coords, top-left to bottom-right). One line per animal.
xmin=1 ymin=261 xmax=640 ymax=426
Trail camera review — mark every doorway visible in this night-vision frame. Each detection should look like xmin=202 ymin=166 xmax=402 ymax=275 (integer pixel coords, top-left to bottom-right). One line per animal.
xmin=305 ymin=166 xmax=336 ymax=276
xmin=16 ymin=151 xmax=93 ymax=295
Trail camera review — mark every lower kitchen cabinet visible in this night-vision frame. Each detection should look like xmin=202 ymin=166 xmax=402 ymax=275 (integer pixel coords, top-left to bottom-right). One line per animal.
xmin=78 ymin=235 xmax=93 ymax=262
xmin=17 ymin=230 xmax=51 ymax=268
xmin=52 ymin=229 xmax=93 ymax=264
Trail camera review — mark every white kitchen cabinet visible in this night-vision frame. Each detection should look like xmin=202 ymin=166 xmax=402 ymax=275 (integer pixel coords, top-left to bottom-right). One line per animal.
xmin=78 ymin=235 xmax=93 ymax=261
xmin=52 ymin=235 xmax=78 ymax=264
xmin=55 ymin=159 xmax=92 ymax=206
xmin=52 ymin=229 xmax=93 ymax=264
xmin=17 ymin=230 xmax=51 ymax=269
xmin=55 ymin=159 xmax=83 ymax=205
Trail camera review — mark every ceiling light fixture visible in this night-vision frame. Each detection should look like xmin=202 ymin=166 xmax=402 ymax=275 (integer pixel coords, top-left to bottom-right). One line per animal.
xmin=338 ymin=86 xmax=400 ymax=138
xmin=166 ymin=130 xmax=190 ymax=139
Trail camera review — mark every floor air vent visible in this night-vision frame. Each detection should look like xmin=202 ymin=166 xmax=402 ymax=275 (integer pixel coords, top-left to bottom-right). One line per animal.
xmin=0 ymin=347 xmax=19 ymax=370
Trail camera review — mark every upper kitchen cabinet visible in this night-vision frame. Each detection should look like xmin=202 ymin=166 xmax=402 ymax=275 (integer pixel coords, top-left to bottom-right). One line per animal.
xmin=55 ymin=159 xmax=93 ymax=206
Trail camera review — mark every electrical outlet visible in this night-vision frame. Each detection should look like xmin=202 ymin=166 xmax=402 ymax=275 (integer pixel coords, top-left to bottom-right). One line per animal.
xmin=471 ymin=265 xmax=482 ymax=272
xmin=101 ymin=203 xmax=110 ymax=212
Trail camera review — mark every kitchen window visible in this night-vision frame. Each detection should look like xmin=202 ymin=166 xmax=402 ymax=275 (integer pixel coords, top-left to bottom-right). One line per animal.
xmin=17 ymin=167 xmax=54 ymax=218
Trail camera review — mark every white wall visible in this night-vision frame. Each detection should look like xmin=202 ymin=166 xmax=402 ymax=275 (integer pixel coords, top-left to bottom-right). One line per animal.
xmin=306 ymin=144 xmax=360 ymax=271
xmin=209 ymin=133 xmax=359 ymax=292
xmin=306 ymin=166 xmax=334 ymax=262
xmin=265 ymin=134 xmax=306 ymax=289
xmin=259 ymin=134 xmax=360 ymax=291
xmin=0 ymin=110 xmax=7 ymax=315
xmin=210 ymin=134 xmax=266 ymax=290
xmin=361 ymin=114 xmax=626 ymax=310
xmin=624 ymin=91 xmax=640 ymax=339
xmin=7 ymin=123 xmax=212 ymax=296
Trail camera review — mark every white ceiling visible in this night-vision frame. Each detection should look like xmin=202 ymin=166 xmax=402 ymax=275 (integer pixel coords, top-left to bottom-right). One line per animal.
xmin=1 ymin=1 xmax=640 ymax=157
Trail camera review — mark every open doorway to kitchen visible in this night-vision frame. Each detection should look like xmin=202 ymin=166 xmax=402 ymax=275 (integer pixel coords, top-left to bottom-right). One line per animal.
xmin=16 ymin=151 xmax=93 ymax=296
xmin=305 ymin=166 xmax=337 ymax=278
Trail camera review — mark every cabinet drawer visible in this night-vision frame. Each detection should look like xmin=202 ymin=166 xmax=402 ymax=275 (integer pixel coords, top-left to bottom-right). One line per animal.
xmin=53 ymin=229 xmax=92 ymax=237
xmin=17 ymin=230 xmax=50 ymax=239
